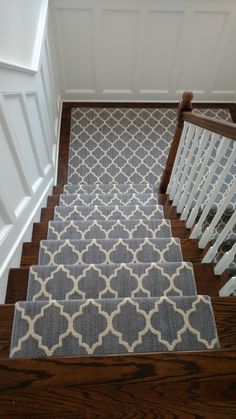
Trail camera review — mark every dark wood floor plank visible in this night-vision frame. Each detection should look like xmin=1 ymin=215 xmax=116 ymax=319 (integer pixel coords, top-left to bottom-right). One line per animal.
xmin=0 ymin=346 xmax=236 ymax=417
xmin=56 ymin=103 xmax=71 ymax=185
xmin=0 ymin=305 xmax=14 ymax=357
xmin=5 ymin=269 xmax=29 ymax=304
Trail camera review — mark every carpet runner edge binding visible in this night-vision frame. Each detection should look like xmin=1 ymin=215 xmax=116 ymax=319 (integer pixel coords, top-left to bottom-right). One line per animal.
xmin=10 ymin=106 xmax=229 ymax=358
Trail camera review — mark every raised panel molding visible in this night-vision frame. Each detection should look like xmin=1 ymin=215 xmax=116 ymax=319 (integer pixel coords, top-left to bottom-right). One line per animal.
xmin=0 ymin=8 xmax=61 ymax=302
xmin=52 ymin=0 xmax=236 ymax=101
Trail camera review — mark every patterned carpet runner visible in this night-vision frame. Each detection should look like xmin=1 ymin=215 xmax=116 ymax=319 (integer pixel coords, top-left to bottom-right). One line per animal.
xmin=10 ymin=107 xmax=226 ymax=358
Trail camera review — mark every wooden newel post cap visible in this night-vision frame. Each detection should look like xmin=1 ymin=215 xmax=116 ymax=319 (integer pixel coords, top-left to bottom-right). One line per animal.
xmin=177 ymin=91 xmax=193 ymax=127
xmin=181 ymin=91 xmax=193 ymax=108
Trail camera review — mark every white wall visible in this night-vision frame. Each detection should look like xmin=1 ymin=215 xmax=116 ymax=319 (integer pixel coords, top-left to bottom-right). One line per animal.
xmin=0 ymin=7 xmax=61 ymax=302
xmin=52 ymin=0 xmax=236 ymax=102
xmin=0 ymin=0 xmax=48 ymax=71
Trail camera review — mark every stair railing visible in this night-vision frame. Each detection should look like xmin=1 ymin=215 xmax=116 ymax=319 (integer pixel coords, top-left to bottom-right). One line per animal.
xmin=160 ymin=92 xmax=236 ymax=295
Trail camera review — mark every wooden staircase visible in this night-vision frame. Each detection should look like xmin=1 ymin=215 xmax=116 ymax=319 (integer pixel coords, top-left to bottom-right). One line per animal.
xmin=0 ymin=102 xmax=236 ymax=417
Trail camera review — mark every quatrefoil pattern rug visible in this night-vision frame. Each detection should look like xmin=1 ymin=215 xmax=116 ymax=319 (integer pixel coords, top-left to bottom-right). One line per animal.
xmin=10 ymin=296 xmax=219 ymax=358
xmin=39 ymin=238 xmax=182 ymax=265
xmin=54 ymin=204 xmax=164 ymax=222
xmin=68 ymin=107 xmax=231 ymax=185
xmin=27 ymin=262 xmax=197 ymax=301
xmin=48 ymin=219 xmax=171 ymax=240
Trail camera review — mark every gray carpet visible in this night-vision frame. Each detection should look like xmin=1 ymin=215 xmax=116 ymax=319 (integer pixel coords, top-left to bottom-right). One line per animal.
xmin=39 ymin=238 xmax=183 ymax=265
xmin=48 ymin=219 xmax=172 ymax=240
xmin=64 ymin=183 xmax=154 ymax=195
xmin=27 ymin=262 xmax=197 ymax=301
xmin=67 ymin=107 xmax=231 ymax=186
xmin=10 ymin=296 xmax=219 ymax=358
xmin=59 ymin=192 xmax=159 ymax=207
xmin=54 ymin=204 xmax=164 ymax=221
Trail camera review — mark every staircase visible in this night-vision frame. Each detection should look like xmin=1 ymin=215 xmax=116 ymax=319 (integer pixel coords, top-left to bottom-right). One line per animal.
xmin=1 ymin=101 xmax=236 ymax=416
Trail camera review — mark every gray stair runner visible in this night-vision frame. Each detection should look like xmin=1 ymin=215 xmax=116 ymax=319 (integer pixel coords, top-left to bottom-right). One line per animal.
xmin=27 ymin=262 xmax=197 ymax=301
xmin=54 ymin=204 xmax=164 ymax=221
xmin=39 ymin=238 xmax=183 ymax=265
xmin=63 ymin=183 xmax=155 ymax=195
xmin=10 ymin=296 xmax=219 ymax=359
xmin=10 ymin=105 xmax=224 ymax=358
xmin=48 ymin=219 xmax=172 ymax=240
xmin=59 ymin=193 xmax=158 ymax=207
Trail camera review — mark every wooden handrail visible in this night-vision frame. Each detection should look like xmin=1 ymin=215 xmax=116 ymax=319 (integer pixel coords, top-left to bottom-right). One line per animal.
xmin=159 ymin=91 xmax=193 ymax=193
xmin=183 ymin=111 xmax=236 ymax=141
xmin=159 ymin=91 xmax=236 ymax=194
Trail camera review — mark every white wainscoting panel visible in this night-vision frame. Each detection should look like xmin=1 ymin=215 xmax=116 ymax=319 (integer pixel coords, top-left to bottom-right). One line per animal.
xmin=52 ymin=0 xmax=236 ymax=101
xmin=3 ymin=94 xmax=41 ymax=191
xmin=0 ymin=6 xmax=61 ymax=302
xmin=102 ymin=10 xmax=138 ymax=94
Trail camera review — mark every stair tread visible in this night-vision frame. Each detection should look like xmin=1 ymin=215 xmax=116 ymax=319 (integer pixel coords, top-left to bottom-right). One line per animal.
xmin=64 ymin=183 xmax=155 ymax=194
xmin=2 ymin=297 xmax=236 ymax=359
xmin=54 ymin=204 xmax=164 ymax=221
xmin=10 ymin=295 xmax=219 ymax=358
xmin=27 ymin=262 xmax=197 ymax=301
xmin=48 ymin=219 xmax=172 ymax=240
xmin=38 ymin=238 xmax=183 ymax=266
xmin=59 ymin=192 xmax=158 ymax=207
xmin=7 ymin=263 xmax=229 ymax=304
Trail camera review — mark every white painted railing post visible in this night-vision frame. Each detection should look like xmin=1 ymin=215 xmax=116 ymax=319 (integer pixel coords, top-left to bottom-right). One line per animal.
xmin=188 ymin=138 xmax=228 ymax=232
xmin=202 ymin=211 xmax=236 ymax=263
xmin=214 ymin=242 xmax=236 ymax=275
xmin=197 ymin=181 xmax=236 ymax=248
xmin=219 ymin=276 xmax=236 ymax=296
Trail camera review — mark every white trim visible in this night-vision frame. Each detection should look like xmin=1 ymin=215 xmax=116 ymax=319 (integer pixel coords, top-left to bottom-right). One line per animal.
xmin=0 ymin=61 xmax=37 ymax=74
xmin=0 ymin=0 xmax=49 ymax=74
xmin=31 ymin=0 xmax=49 ymax=71
xmin=54 ymin=97 xmax=63 ymax=183
xmin=62 ymin=99 xmax=236 ymax=104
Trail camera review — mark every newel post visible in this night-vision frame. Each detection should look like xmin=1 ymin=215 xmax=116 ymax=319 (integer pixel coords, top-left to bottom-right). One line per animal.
xmin=159 ymin=91 xmax=193 ymax=194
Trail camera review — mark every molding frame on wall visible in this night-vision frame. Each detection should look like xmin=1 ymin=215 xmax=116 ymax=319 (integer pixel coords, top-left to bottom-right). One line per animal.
xmin=52 ymin=0 xmax=236 ymax=102
xmin=0 ymin=0 xmax=49 ymax=74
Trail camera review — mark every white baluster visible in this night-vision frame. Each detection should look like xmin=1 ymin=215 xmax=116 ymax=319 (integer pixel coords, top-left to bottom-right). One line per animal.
xmin=187 ymin=137 xmax=228 ymax=231
xmin=202 ymin=211 xmax=236 ymax=263
xmin=167 ymin=122 xmax=189 ymax=198
xmin=174 ymin=126 xmax=203 ymax=209
xmin=182 ymin=133 xmax=217 ymax=222
xmin=214 ymin=242 xmax=236 ymax=275
xmin=177 ymin=128 xmax=208 ymax=214
xmin=171 ymin=124 xmax=196 ymax=206
xmin=197 ymin=180 xmax=236 ymax=248
xmin=219 ymin=276 xmax=236 ymax=296
xmin=192 ymin=141 xmax=236 ymax=242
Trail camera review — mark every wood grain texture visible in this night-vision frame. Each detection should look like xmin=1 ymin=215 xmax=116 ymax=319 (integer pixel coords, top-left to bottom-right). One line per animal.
xmin=0 ymin=349 xmax=236 ymax=417
xmin=183 ymin=111 xmax=236 ymax=141
xmin=57 ymin=103 xmax=72 ymax=185
xmin=0 ymin=305 xmax=13 ymax=357
xmin=5 ymin=269 xmax=29 ymax=304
